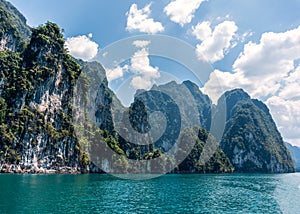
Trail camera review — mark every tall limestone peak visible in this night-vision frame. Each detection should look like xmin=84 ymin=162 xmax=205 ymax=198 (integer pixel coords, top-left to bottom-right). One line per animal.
xmin=217 ymin=88 xmax=251 ymax=121
xmin=0 ymin=0 xmax=31 ymax=52
xmin=131 ymin=80 xmax=213 ymax=154
xmin=150 ymin=80 xmax=212 ymax=129
xmin=0 ymin=21 xmax=84 ymax=173
xmin=23 ymin=22 xmax=65 ymax=67
xmin=182 ymin=80 xmax=212 ymax=130
xmin=219 ymin=89 xmax=294 ymax=173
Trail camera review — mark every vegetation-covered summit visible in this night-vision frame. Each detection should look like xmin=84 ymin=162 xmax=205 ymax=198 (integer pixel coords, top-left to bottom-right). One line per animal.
xmin=0 ymin=20 xmax=84 ymax=173
xmin=219 ymin=89 xmax=294 ymax=173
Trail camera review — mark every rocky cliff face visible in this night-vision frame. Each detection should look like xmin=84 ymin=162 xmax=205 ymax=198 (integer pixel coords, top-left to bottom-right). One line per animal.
xmin=0 ymin=0 xmax=31 ymax=41
xmin=0 ymin=21 xmax=83 ymax=173
xmin=219 ymin=89 xmax=294 ymax=173
xmin=0 ymin=6 xmax=25 ymax=52
xmin=77 ymin=60 xmax=115 ymax=133
xmin=120 ymin=81 xmax=233 ymax=173
xmin=173 ymin=127 xmax=234 ymax=173
xmin=129 ymin=84 xmax=294 ymax=173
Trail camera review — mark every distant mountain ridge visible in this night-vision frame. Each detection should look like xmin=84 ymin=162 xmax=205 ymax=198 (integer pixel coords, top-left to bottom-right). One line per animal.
xmin=0 ymin=1 xmax=295 ymax=174
xmin=285 ymin=142 xmax=300 ymax=172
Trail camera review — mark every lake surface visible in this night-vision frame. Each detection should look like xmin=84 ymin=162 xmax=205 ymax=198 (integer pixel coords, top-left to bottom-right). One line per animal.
xmin=0 ymin=173 xmax=300 ymax=213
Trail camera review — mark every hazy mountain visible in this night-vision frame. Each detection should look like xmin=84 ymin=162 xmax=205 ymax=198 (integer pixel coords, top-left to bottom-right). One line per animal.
xmin=285 ymin=142 xmax=300 ymax=172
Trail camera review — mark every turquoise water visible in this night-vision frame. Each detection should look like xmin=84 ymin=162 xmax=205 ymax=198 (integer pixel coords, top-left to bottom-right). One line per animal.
xmin=0 ymin=173 xmax=300 ymax=213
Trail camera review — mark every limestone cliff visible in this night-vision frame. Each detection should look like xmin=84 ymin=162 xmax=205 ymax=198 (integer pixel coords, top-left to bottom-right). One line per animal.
xmin=219 ymin=89 xmax=294 ymax=173
xmin=0 ymin=21 xmax=83 ymax=173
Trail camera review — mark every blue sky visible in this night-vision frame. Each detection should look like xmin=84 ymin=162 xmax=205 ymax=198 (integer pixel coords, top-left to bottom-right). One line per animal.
xmin=8 ymin=0 xmax=300 ymax=146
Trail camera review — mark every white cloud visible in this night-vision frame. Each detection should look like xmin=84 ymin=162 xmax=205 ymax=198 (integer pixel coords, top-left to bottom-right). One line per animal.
xmin=192 ymin=21 xmax=212 ymax=41
xmin=105 ymin=41 xmax=160 ymax=89
xmin=131 ymin=48 xmax=159 ymax=76
xmin=126 ymin=3 xmax=164 ymax=34
xmin=131 ymin=76 xmax=153 ymax=90
xmin=239 ymin=31 xmax=254 ymax=43
xmin=193 ymin=21 xmax=238 ymax=63
xmin=230 ymin=25 xmax=300 ymax=98
xmin=65 ymin=35 xmax=98 ymax=61
xmin=266 ymin=96 xmax=300 ymax=146
xmin=216 ymin=14 xmax=230 ymax=22
xmin=269 ymin=66 xmax=300 ymax=138
xmin=201 ymin=69 xmax=250 ymax=103
xmin=133 ymin=40 xmax=151 ymax=48
xmin=233 ymin=26 xmax=300 ymax=80
xmin=106 ymin=65 xmax=129 ymax=82
xmin=203 ymin=25 xmax=300 ymax=100
xmin=102 ymin=52 xmax=108 ymax=58
xmin=279 ymin=66 xmax=300 ymax=100
xmin=164 ymin=0 xmax=206 ymax=27
xmin=130 ymin=43 xmax=160 ymax=89
xmin=202 ymin=25 xmax=300 ymax=145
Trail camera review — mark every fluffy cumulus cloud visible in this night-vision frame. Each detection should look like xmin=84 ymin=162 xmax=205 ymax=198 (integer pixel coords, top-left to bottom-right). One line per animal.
xmin=126 ymin=3 xmax=164 ymax=34
xmin=266 ymin=65 xmax=300 ymax=146
xmin=65 ymin=35 xmax=98 ymax=61
xmin=233 ymin=26 xmax=300 ymax=78
xmin=130 ymin=41 xmax=160 ymax=89
xmin=106 ymin=65 xmax=129 ymax=82
xmin=105 ymin=41 xmax=160 ymax=90
xmin=203 ymin=25 xmax=300 ymax=100
xmin=232 ymin=25 xmax=300 ymax=98
xmin=193 ymin=21 xmax=238 ymax=63
xmin=201 ymin=69 xmax=250 ymax=103
xmin=202 ymin=25 xmax=300 ymax=145
xmin=279 ymin=66 xmax=300 ymax=100
xmin=266 ymin=96 xmax=300 ymax=147
xmin=192 ymin=21 xmax=212 ymax=41
xmin=164 ymin=0 xmax=206 ymax=27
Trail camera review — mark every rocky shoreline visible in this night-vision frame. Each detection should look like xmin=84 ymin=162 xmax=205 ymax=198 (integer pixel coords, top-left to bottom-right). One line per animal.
xmin=0 ymin=164 xmax=81 ymax=174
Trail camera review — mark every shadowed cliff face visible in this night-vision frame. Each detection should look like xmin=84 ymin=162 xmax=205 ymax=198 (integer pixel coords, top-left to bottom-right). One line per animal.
xmin=0 ymin=7 xmax=25 ymax=52
xmin=128 ymin=85 xmax=294 ymax=173
xmin=121 ymin=80 xmax=211 ymax=157
xmin=0 ymin=0 xmax=31 ymax=41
